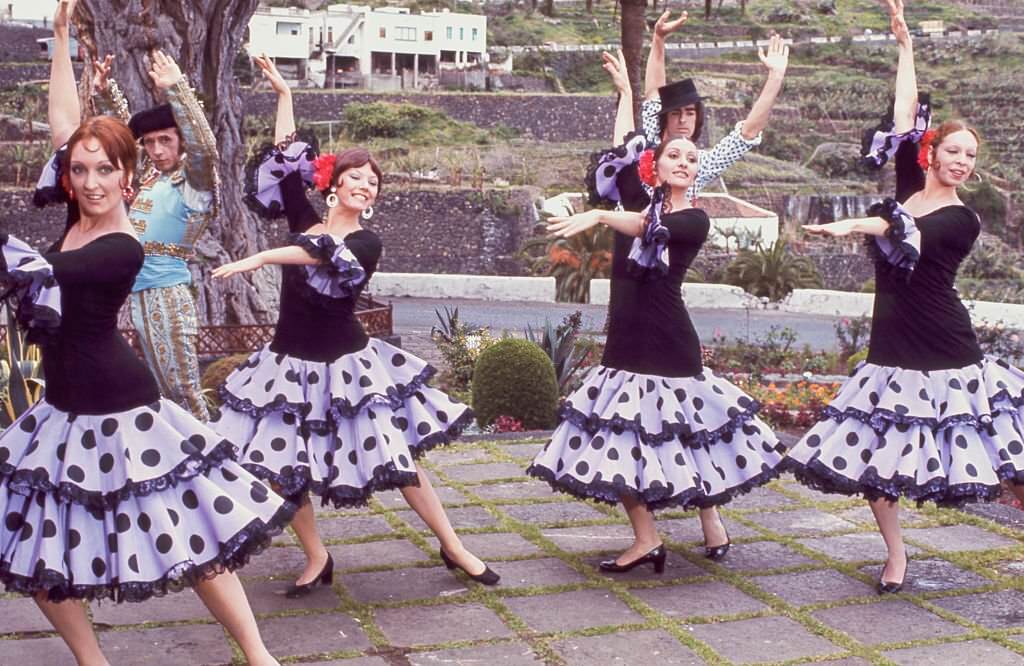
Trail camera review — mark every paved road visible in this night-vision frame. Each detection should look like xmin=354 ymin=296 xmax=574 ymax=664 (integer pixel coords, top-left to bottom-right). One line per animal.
xmin=385 ymin=296 xmax=844 ymax=350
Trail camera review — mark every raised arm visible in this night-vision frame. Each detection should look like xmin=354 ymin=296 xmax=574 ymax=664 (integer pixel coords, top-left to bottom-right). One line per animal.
xmin=254 ymin=54 xmax=296 ymax=142
xmin=149 ymin=50 xmax=219 ymax=194
xmin=643 ymin=11 xmax=687 ymax=101
xmin=48 ymin=0 xmax=81 ymax=150
xmin=739 ymin=34 xmax=789 ymax=140
xmin=888 ymin=3 xmax=918 ymax=133
xmin=547 ymin=208 xmax=646 ymax=239
xmin=603 ymin=50 xmax=634 ymax=144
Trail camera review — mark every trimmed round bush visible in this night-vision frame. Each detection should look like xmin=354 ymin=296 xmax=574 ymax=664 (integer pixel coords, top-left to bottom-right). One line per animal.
xmin=471 ymin=338 xmax=559 ymax=430
xmin=200 ymin=353 xmax=253 ymax=406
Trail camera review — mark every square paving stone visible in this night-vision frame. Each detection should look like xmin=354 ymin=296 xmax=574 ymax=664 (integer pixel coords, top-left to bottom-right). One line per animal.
xmin=551 ymin=629 xmax=704 ymax=665
xmin=240 ymin=545 xmax=310 ymax=578
xmin=502 ymin=443 xmax=546 ymax=460
xmin=752 ymin=569 xmax=875 ymax=606
xmin=903 ymin=525 xmax=1019 ymax=553
xmin=501 ymin=501 xmax=609 ymax=525
xmin=375 ymin=603 xmax=513 ymax=646
xmin=440 ymin=462 xmax=529 ymax=484
xmin=541 ymin=524 xmax=636 ymax=553
xmin=427 ymin=447 xmax=492 ymax=465
xmin=328 ymin=539 xmax=431 ymax=570
xmin=302 ymin=659 xmax=390 ymax=666
xmin=490 ymin=557 xmax=588 ymax=589
xmin=0 ymin=637 xmax=76 ymax=665
xmin=884 ymin=639 xmax=1024 ymax=666
xmin=0 ymin=597 xmax=60 ymax=633
xmin=689 ymin=616 xmax=842 ymax=663
xmin=656 ymin=517 xmax=759 ymax=543
xmin=797 ymin=533 xmax=921 ymax=562
xmin=258 ymin=612 xmax=370 ymax=658
xmin=99 ymin=625 xmax=234 ymax=665
xmin=503 ymin=589 xmax=644 ymax=632
xmin=631 ymin=581 xmax=767 ymax=618
xmin=472 ymin=481 xmax=556 ymax=501
xmin=426 ymin=532 xmax=542 ymax=559
xmin=812 ymin=600 xmax=967 ymax=645
xmin=375 ymin=486 xmax=466 ymax=508
xmin=92 ymin=590 xmax=210 ymax=625
xmin=583 ymin=550 xmax=707 ymax=583
xmin=699 ymin=539 xmax=818 ymax=572
xmin=860 ymin=558 xmax=991 ymax=594
xmin=408 ymin=641 xmax=544 ymax=665
xmin=318 ymin=515 xmax=395 ymax=541
xmin=745 ymin=508 xmax=860 ymax=536
xmin=930 ymin=590 xmax=1024 ymax=629
xmin=723 ymin=487 xmax=797 ymax=510
xmin=242 ymin=578 xmax=340 ymax=614
xmin=341 ymin=566 xmax=467 ymax=603
xmin=396 ymin=505 xmax=498 ymax=532
xmin=835 ymin=504 xmax=931 ymax=528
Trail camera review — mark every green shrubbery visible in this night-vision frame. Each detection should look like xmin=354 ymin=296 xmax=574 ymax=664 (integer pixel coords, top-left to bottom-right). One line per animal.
xmin=471 ymin=338 xmax=558 ymax=429
xmin=723 ymin=240 xmax=823 ymax=302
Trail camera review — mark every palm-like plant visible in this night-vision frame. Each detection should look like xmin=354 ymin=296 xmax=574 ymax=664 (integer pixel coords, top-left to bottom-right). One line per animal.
xmin=723 ymin=240 xmax=823 ymax=302
xmin=521 ymin=225 xmax=613 ymax=303
xmin=1 ymin=308 xmax=44 ymax=429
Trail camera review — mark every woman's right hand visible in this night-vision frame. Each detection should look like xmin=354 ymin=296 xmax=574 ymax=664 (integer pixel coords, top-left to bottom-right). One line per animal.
xmin=601 ymin=49 xmax=630 ymax=95
xmin=212 ymin=255 xmax=265 ymax=279
xmin=254 ymin=54 xmax=290 ymax=97
xmin=547 ymin=210 xmax=601 ymax=238
xmin=53 ymin=0 xmax=77 ymax=38
xmin=91 ymin=54 xmax=114 ymax=94
xmin=653 ymin=10 xmax=688 ymax=41
xmin=803 ymin=220 xmax=858 ymax=237
xmin=890 ymin=10 xmax=912 ymax=48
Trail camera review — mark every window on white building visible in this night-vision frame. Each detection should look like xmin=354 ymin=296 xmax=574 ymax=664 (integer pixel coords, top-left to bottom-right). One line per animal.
xmin=396 ymin=27 xmax=416 ymax=41
xmin=472 ymin=27 xmax=478 ymax=41
xmin=379 ymin=27 xmax=387 ymax=38
xmin=446 ymin=26 xmax=453 ymax=39
xmin=459 ymin=27 xmax=464 ymax=40
xmin=425 ymin=30 xmax=433 ymax=41
xmin=328 ymin=27 xmax=334 ymax=43
xmin=276 ymin=21 xmax=300 ymax=36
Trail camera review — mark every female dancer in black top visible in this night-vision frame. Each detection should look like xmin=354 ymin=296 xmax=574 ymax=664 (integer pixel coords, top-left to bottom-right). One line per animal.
xmin=211 ymin=56 xmax=498 ymax=594
xmin=528 ymin=135 xmax=787 ymax=572
xmin=0 ymin=113 xmax=292 ymax=665
xmin=785 ymin=2 xmax=1024 ymax=594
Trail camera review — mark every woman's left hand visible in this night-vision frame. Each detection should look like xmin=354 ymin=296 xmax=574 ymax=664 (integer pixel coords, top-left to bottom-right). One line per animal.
xmin=547 ymin=210 xmax=601 ymax=238
xmin=803 ymin=220 xmax=857 ymax=237
xmin=212 ymin=255 xmax=264 ymax=279
xmin=757 ymin=33 xmax=790 ymax=79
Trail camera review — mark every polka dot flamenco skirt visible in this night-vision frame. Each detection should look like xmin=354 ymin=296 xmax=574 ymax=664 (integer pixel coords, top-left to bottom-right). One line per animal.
xmin=213 ymin=338 xmax=474 ymax=507
xmin=527 ymin=366 xmax=788 ymax=510
xmin=0 ymin=398 xmax=296 ymax=602
xmin=783 ymin=357 xmax=1024 ymax=506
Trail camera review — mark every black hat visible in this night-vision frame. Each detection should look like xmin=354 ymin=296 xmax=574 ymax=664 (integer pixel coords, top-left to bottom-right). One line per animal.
xmin=657 ymin=78 xmax=702 ymax=116
xmin=128 ymin=104 xmax=177 ymax=139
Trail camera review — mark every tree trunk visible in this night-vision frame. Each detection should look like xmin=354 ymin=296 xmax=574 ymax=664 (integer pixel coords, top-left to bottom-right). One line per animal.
xmin=705 ymin=0 xmax=713 ymax=19
xmin=586 ymin=0 xmax=593 ymax=13
xmin=619 ymin=0 xmax=646 ymax=114
xmin=73 ymin=0 xmax=276 ymax=325
xmin=542 ymin=0 xmax=555 ymax=18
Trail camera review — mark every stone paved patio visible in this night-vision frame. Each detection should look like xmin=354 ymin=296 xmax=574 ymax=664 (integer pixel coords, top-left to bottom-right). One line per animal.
xmin=2 ymin=436 xmax=1023 ymax=665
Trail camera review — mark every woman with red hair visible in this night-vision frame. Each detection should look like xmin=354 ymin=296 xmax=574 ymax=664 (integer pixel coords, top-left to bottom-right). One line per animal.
xmin=785 ymin=0 xmax=1024 ymax=595
xmin=211 ymin=56 xmax=498 ymax=595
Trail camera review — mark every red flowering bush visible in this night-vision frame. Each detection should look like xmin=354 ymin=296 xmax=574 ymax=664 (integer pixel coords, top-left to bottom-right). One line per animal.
xmin=493 ymin=415 xmax=525 ymax=433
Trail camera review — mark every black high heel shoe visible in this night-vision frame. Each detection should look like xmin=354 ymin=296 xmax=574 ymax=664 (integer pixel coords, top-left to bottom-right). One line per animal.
xmin=877 ymin=553 xmax=908 ymax=595
xmin=440 ymin=548 xmax=500 ymax=586
xmin=704 ymin=526 xmax=731 ymax=561
xmin=285 ymin=552 xmax=334 ymax=598
xmin=599 ymin=544 xmax=667 ymax=574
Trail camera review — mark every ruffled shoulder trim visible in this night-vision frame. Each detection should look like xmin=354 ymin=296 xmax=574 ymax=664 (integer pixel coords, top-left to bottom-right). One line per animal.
xmin=584 ymin=131 xmax=649 ymax=207
xmin=290 ymin=232 xmax=368 ymax=300
xmin=861 ymin=93 xmax=931 ymax=170
xmin=33 ymin=145 xmax=68 ymax=208
xmin=866 ymin=198 xmax=920 ymax=279
xmin=244 ymin=130 xmax=320 ymax=219
xmin=0 ymin=234 xmax=62 ymax=339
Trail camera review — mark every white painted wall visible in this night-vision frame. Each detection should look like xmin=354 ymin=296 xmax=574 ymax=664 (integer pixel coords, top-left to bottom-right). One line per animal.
xmin=371 ymin=273 xmax=555 ymax=302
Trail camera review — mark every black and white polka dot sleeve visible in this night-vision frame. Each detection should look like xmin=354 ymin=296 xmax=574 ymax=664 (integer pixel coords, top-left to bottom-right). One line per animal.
xmin=640 ymin=99 xmax=662 ymax=146
xmin=691 ymin=121 xmax=762 ymax=197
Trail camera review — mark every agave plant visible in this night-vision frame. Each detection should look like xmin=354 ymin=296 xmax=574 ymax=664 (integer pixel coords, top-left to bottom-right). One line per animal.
xmin=520 ymin=225 xmax=613 ymax=303
xmin=723 ymin=240 xmax=823 ymax=303
xmin=1 ymin=308 xmax=44 ymax=429
xmin=524 ymin=311 xmax=589 ymax=392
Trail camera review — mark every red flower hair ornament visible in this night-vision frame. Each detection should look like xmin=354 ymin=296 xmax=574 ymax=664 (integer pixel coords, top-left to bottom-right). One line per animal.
xmin=312 ymin=153 xmax=337 ymax=192
xmin=917 ymin=128 xmax=937 ymax=170
xmin=637 ymin=149 xmax=657 ymax=187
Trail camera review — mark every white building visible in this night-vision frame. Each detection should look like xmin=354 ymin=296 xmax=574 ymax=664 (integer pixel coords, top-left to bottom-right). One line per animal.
xmin=697 ymin=193 xmax=779 ymax=250
xmin=245 ymin=4 xmax=487 ymax=90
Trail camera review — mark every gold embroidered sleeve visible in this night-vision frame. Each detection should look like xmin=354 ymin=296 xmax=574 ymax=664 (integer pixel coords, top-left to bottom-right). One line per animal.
xmin=165 ymin=77 xmax=220 ymax=196
xmin=91 ymin=78 xmax=132 ymax=125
